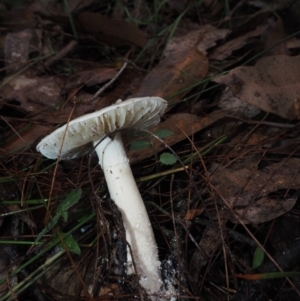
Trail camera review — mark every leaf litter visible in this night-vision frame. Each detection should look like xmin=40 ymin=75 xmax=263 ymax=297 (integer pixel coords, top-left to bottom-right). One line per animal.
xmin=1 ymin=1 xmax=300 ymax=301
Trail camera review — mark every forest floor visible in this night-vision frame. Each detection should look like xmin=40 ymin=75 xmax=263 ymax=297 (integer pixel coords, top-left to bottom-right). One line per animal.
xmin=1 ymin=1 xmax=300 ymax=300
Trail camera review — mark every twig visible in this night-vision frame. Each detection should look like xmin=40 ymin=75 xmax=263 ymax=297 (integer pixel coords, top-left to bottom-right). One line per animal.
xmin=44 ymin=40 xmax=78 ymax=68
xmin=90 ymin=61 xmax=128 ymax=101
xmin=72 ymin=61 xmax=128 ymax=105
xmin=226 ymin=115 xmax=296 ymax=128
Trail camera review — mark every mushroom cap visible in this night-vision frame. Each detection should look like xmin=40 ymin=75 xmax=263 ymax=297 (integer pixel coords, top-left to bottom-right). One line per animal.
xmin=36 ymin=97 xmax=168 ymax=160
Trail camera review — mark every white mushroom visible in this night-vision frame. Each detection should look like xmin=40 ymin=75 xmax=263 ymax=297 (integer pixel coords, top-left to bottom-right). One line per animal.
xmin=36 ymin=97 xmax=173 ymax=299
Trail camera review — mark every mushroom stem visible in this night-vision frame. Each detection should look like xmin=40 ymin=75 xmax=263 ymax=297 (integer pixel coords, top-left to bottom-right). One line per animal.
xmin=94 ymin=132 xmax=163 ymax=296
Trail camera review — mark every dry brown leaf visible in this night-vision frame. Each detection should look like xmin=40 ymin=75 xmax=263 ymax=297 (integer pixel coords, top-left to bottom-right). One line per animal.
xmin=218 ymin=87 xmax=261 ymax=118
xmin=4 ymin=29 xmax=33 ymax=73
xmin=264 ymin=18 xmax=289 ymax=56
xmin=64 ymin=68 xmax=118 ymax=91
xmin=184 ymin=208 xmax=204 ymax=221
xmin=132 ymin=23 xmax=208 ymax=104
xmin=164 ymin=25 xmax=230 ymax=57
xmin=0 ymin=75 xmax=63 ymax=112
xmin=197 ymin=26 xmax=230 ymax=55
xmin=211 ymin=158 xmax=300 ymax=224
xmin=99 ymin=283 xmax=122 ymax=300
xmin=209 ymin=25 xmax=269 ymax=60
xmin=76 ymin=12 xmax=147 ymax=48
xmin=229 ymin=10 xmax=270 ymax=38
xmin=213 ymin=55 xmax=300 ymax=119
xmin=0 ymin=124 xmax=49 ymax=156
xmin=132 ymin=38 xmax=209 ymax=107
xmin=128 ymin=111 xmax=227 ymax=164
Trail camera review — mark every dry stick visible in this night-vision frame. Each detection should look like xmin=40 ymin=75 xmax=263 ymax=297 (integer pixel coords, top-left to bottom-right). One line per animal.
xmin=90 ymin=61 xmax=128 ymax=101
xmin=44 ymin=40 xmax=78 ymax=67
xmin=73 ymin=61 xmax=128 ymax=104
xmin=87 ymin=62 xmax=128 ymax=102
xmin=226 ymin=115 xmax=296 ymax=129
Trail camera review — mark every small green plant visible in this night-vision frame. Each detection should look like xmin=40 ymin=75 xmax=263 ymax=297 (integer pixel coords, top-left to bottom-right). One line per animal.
xmin=130 ymin=129 xmax=174 ymax=150
xmin=252 ymin=246 xmax=264 ymax=269
xmin=159 ymin=152 xmax=177 ymax=165
xmin=57 ymin=233 xmax=81 ymax=255
xmin=35 ymin=189 xmax=82 ymax=254
xmin=130 ymin=140 xmax=151 ymax=150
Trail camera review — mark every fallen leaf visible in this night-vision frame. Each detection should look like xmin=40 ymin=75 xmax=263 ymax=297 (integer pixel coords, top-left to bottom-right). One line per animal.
xmin=0 ymin=124 xmax=50 ymax=157
xmin=218 ymin=87 xmax=261 ymax=118
xmin=184 ymin=208 xmax=204 ymax=221
xmin=132 ymin=35 xmax=209 ymax=107
xmin=164 ymin=25 xmax=230 ymax=57
xmin=213 ymin=55 xmax=300 ymax=119
xmin=99 ymin=283 xmax=122 ymax=300
xmin=209 ymin=25 xmax=269 ymax=60
xmin=4 ymin=29 xmax=33 ymax=73
xmin=0 ymin=75 xmax=63 ymax=112
xmin=76 ymin=12 xmax=147 ymax=48
xmin=211 ymin=158 xmax=300 ymax=224
xmin=196 ymin=27 xmax=231 ymax=55
xmin=220 ymin=7 xmax=269 ymax=34
xmin=64 ymin=68 xmax=118 ymax=91
xmin=264 ymin=18 xmax=289 ymax=56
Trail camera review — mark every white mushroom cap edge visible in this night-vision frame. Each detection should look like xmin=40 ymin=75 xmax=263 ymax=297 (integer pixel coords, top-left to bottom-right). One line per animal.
xmin=36 ymin=97 xmax=168 ymax=160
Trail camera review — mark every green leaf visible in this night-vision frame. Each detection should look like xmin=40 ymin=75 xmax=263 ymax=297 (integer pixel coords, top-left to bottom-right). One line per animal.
xmin=62 ymin=189 xmax=81 ymax=211
xmin=35 ymin=215 xmax=60 ymax=242
xmin=61 ymin=211 xmax=68 ymax=222
xmin=153 ymin=129 xmax=174 ymax=138
xmin=59 ymin=235 xmax=81 ymax=255
xmin=36 ymin=190 xmax=82 ymax=242
xmin=55 ymin=189 xmax=82 ymax=220
xmin=252 ymin=246 xmax=264 ymax=269
xmin=130 ymin=140 xmax=151 ymax=150
xmin=159 ymin=152 xmax=177 ymax=165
